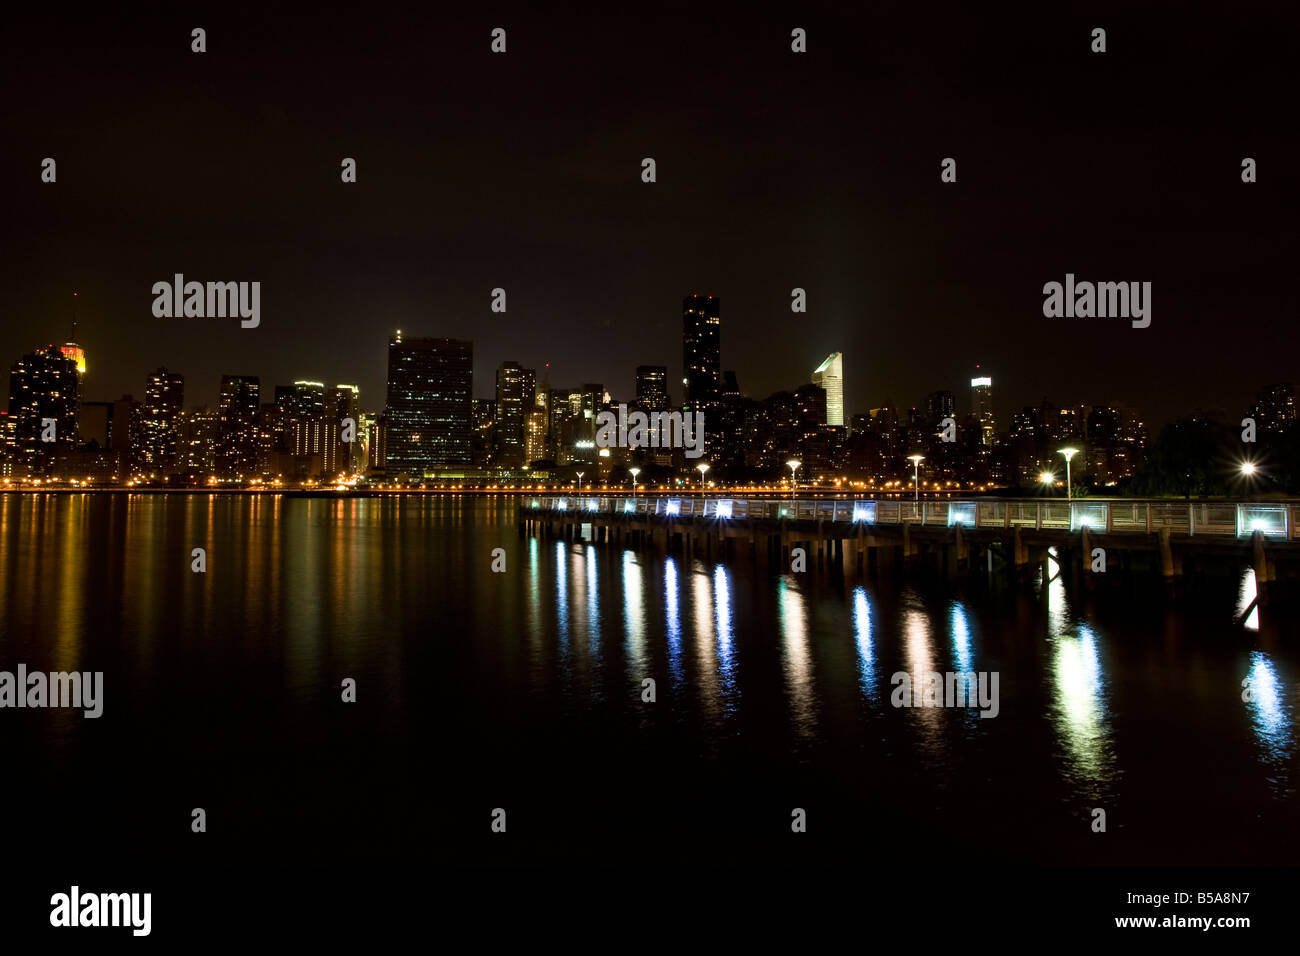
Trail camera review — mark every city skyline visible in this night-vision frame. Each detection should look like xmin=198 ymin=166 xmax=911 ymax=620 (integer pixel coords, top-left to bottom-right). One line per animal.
xmin=4 ymin=7 xmax=1295 ymax=432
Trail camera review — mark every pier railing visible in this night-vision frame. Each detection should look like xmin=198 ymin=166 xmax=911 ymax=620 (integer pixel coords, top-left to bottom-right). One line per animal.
xmin=528 ymin=497 xmax=1297 ymax=541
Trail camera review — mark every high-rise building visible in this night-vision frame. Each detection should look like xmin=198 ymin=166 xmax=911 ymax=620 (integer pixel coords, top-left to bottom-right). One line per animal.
xmin=384 ymin=331 xmax=473 ymax=476
xmin=471 ymin=398 xmax=495 ymax=468
xmin=970 ymin=373 xmax=995 ymax=445
xmin=925 ymin=390 xmax=955 ymax=427
xmin=682 ymin=295 xmax=721 ymax=412
xmin=140 ymin=367 xmax=184 ymax=473
xmin=367 ymin=412 xmax=387 ymax=474
xmin=215 ymin=375 xmax=261 ymax=478
xmin=323 ymin=384 xmax=361 ymax=475
xmin=1251 ymin=383 xmax=1296 ymax=432
xmin=494 ymin=362 xmax=535 ymax=468
xmin=6 ymin=345 xmax=80 ymax=473
xmin=289 ymin=381 xmax=326 ymax=458
xmin=635 ymin=365 xmax=669 ymax=411
xmin=812 ymin=352 xmax=844 ymax=427
xmin=176 ymin=407 xmax=218 ymax=474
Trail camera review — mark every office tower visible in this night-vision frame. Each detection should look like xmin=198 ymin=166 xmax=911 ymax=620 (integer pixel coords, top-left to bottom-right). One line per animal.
xmin=812 ymin=352 xmax=844 ymax=426
xmin=970 ymin=373 xmax=995 ymax=445
xmin=494 ymin=362 xmax=536 ymax=468
xmin=1251 ymin=383 xmax=1296 ymax=432
xmin=290 ymin=381 xmax=326 ymax=458
xmin=471 ymin=398 xmax=495 ymax=468
xmin=139 ymin=367 xmax=184 ymax=473
xmin=215 ymin=375 xmax=261 ymax=478
xmin=682 ymin=294 xmax=721 ymax=412
xmin=384 ymin=331 xmax=473 ymax=476
xmin=367 ymin=412 xmax=387 ymax=474
xmin=721 ymin=370 xmax=741 ymax=399
xmin=635 ymin=365 xmax=669 ymax=411
xmin=177 ymin=407 xmax=219 ymax=473
xmin=324 ymin=385 xmax=361 ymax=475
xmin=925 ymin=390 xmax=955 ymax=427
xmin=525 ymin=405 xmax=548 ymax=465
xmin=7 ymin=345 xmax=80 ymax=472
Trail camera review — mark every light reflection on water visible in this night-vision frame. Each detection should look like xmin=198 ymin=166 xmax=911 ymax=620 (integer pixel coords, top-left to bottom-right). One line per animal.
xmin=778 ymin=577 xmax=817 ymax=739
xmin=852 ymin=587 xmax=877 ymax=702
xmin=4 ymin=494 xmax=1298 ymax=860
xmin=1044 ymin=574 xmax=1119 ymax=800
xmin=1245 ymin=651 xmax=1294 ymax=797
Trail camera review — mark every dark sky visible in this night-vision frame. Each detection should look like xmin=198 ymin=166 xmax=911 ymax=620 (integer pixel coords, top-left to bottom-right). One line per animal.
xmin=2 ymin=1 xmax=1297 ymax=428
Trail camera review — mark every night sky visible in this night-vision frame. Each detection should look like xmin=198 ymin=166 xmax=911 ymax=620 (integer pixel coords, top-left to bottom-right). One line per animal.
xmin=2 ymin=2 xmax=1296 ymax=427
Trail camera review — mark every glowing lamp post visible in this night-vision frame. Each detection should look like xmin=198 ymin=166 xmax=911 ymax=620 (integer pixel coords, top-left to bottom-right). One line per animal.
xmin=1057 ymin=448 xmax=1078 ymax=503
xmin=576 ymin=471 xmax=584 ymax=491
xmin=629 ymin=467 xmax=640 ymax=501
xmin=1039 ymin=471 xmax=1055 ymax=495
xmin=907 ymin=454 xmax=924 ymax=502
xmin=786 ymin=459 xmax=801 ymax=499
xmin=696 ymin=463 xmax=710 ymax=494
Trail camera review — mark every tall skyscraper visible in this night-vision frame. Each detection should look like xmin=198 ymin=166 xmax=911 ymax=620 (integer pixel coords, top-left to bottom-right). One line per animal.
xmin=290 ymin=381 xmax=326 ymax=458
xmin=215 ymin=375 xmax=261 ymax=478
xmin=682 ymin=295 xmax=721 ymax=412
xmin=494 ymin=362 xmax=535 ymax=468
xmin=6 ymin=345 xmax=80 ymax=473
xmin=384 ymin=331 xmax=473 ymax=476
xmin=971 ymin=372 xmax=995 ymax=445
xmin=926 ymin=390 xmax=955 ymax=426
xmin=140 ymin=367 xmax=184 ymax=473
xmin=812 ymin=352 xmax=844 ymax=426
xmin=1251 ymin=383 xmax=1296 ymax=432
xmin=324 ymin=384 xmax=361 ymax=475
xmin=635 ymin=365 xmax=669 ymax=411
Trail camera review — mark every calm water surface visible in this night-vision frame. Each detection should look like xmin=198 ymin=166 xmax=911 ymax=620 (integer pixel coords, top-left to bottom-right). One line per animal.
xmin=1 ymin=494 xmax=1295 ymax=866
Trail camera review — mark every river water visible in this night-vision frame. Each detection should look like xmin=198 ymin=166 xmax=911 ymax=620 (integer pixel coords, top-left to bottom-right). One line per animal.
xmin=1 ymin=493 xmax=1294 ymax=867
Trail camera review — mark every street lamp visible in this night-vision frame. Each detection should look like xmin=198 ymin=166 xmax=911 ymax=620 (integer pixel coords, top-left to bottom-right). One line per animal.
xmin=1057 ymin=448 xmax=1078 ymax=503
xmin=696 ymin=463 xmax=710 ymax=493
xmin=1240 ymin=462 xmax=1256 ymax=477
xmin=907 ymin=454 xmax=924 ymax=502
xmin=786 ymin=459 xmax=801 ymax=499
xmin=576 ymin=471 xmax=584 ymax=491
xmin=1039 ymin=471 xmax=1055 ymax=495
xmin=629 ymin=467 xmax=640 ymax=501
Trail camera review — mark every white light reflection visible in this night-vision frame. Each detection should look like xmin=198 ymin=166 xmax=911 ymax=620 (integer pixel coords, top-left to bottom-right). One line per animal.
xmin=778 ymin=578 xmax=816 ymax=738
xmin=1050 ymin=623 xmax=1118 ymax=796
xmin=714 ymin=565 xmax=738 ymax=706
xmin=663 ymin=558 xmax=684 ymax=686
xmin=852 ymin=587 xmax=877 ymax=700
xmin=1245 ymin=651 xmax=1294 ymax=797
xmin=623 ymin=552 xmax=646 ymax=673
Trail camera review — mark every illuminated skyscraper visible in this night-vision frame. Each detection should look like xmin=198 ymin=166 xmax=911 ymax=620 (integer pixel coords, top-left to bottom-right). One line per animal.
xmin=971 ymin=372 xmax=995 ymax=445
xmin=384 ymin=331 xmax=473 ymax=476
xmin=812 ymin=352 xmax=844 ymax=426
xmin=215 ymin=375 xmax=261 ymax=477
xmin=494 ymin=361 xmax=535 ymax=468
xmin=140 ymin=367 xmax=184 ymax=472
xmin=682 ymin=295 xmax=721 ymax=412
xmin=635 ymin=365 xmax=669 ymax=411
xmin=6 ymin=345 xmax=80 ymax=473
